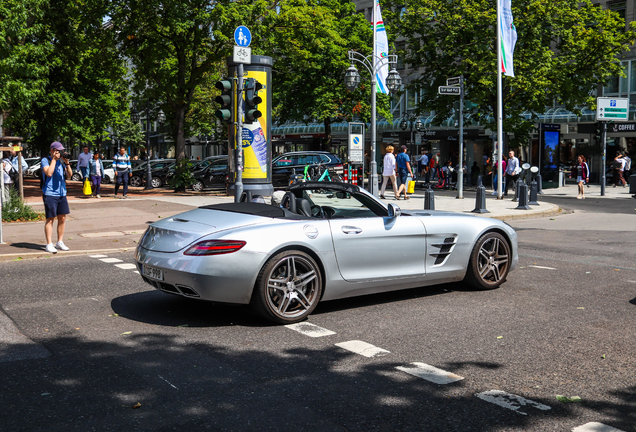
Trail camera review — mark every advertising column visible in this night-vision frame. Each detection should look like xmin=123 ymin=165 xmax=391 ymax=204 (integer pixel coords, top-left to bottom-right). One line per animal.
xmin=228 ymin=55 xmax=274 ymax=196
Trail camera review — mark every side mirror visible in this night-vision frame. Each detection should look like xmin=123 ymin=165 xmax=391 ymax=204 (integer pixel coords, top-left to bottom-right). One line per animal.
xmin=387 ymin=203 xmax=401 ymax=218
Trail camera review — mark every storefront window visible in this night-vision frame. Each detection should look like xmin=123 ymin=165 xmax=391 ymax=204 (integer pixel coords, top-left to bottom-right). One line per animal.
xmin=620 ymin=61 xmax=628 ymax=94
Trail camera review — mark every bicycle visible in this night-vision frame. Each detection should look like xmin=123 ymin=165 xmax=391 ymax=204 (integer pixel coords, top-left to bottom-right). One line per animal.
xmin=311 ymin=162 xmax=342 ymax=182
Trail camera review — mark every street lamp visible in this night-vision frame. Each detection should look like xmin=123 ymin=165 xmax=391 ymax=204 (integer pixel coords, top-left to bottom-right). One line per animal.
xmin=132 ymin=104 xmax=165 ymax=190
xmin=345 ymin=51 xmax=402 ymax=196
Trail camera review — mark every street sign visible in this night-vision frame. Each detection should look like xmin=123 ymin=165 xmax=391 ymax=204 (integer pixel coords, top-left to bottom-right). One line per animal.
xmin=597 ymin=97 xmax=629 ymax=121
xmin=438 ymin=86 xmax=461 ymax=95
xmin=446 ymin=76 xmax=462 ymax=86
xmin=234 ymin=26 xmax=251 ymax=47
xmin=233 ymin=45 xmax=251 ymax=64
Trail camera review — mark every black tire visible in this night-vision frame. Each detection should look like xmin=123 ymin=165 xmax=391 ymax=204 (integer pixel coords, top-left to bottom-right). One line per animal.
xmin=192 ymin=180 xmax=204 ymax=192
xmin=250 ymin=250 xmax=323 ymax=324
xmin=103 ymin=175 xmax=110 ymax=184
xmin=130 ymin=176 xmax=142 ymax=187
xmin=71 ymin=173 xmax=82 ymax=181
xmin=464 ymin=232 xmax=511 ymax=290
xmin=151 ymin=177 xmax=162 ymax=188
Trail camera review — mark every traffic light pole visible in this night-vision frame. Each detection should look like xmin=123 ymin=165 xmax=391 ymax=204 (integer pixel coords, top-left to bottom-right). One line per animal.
xmin=601 ymin=121 xmax=607 ymax=196
xmin=235 ymin=63 xmax=244 ymax=202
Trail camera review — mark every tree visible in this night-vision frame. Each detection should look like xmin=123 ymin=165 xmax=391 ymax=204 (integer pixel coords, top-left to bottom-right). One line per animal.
xmin=264 ymin=0 xmax=392 ymax=149
xmin=384 ymin=0 xmax=636 ymax=146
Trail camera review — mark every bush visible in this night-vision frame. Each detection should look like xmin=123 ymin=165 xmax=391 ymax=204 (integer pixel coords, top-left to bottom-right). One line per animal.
xmin=1 ymin=187 xmax=44 ymax=222
xmin=167 ymin=158 xmax=195 ymax=192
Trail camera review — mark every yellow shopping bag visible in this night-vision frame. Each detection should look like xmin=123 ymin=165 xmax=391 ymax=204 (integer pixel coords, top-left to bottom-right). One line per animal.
xmin=83 ymin=178 xmax=92 ymax=195
xmin=407 ymin=180 xmax=415 ymax=194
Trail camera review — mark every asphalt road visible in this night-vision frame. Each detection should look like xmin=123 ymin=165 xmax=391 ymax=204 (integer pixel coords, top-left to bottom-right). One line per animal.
xmin=0 ymin=203 xmax=634 ymax=431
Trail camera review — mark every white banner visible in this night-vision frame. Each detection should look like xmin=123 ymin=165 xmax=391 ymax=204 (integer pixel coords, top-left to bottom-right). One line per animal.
xmin=374 ymin=0 xmax=390 ymax=94
xmin=500 ymin=0 xmax=517 ymax=77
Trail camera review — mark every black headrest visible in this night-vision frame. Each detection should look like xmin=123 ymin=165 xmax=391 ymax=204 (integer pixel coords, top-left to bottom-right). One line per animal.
xmin=296 ymin=198 xmax=312 ymax=217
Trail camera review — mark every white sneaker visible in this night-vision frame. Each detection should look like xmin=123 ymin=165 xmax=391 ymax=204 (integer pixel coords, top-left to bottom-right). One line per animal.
xmin=55 ymin=241 xmax=70 ymax=251
xmin=45 ymin=243 xmax=57 ymax=254
xmin=96 ymin=194 xmax=101 ymax=198
xmin=491 ymin=191 xmax=497 ymax=195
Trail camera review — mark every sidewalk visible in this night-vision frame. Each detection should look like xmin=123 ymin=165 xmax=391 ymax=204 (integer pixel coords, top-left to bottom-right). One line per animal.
xmin=0 ymin=177 xmax=568 ymax=261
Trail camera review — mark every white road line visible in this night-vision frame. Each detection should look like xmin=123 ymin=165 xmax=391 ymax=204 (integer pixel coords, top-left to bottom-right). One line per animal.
xmin=134 ymin=271 xmax=139 ymax=274
xmin=285 ymin=322 xmax=336 ymax=338
xmin=335 ymin=340 xmax=390 ymax=358
xmin=528 ymin=265 xmax=557 ymax=270
xmin=114 ymin=263 xmax=137 ymax=270
xmin=475 ymin=390 xmax=551 ymax=416
xmin=100 ymin=258 xmax=123 ymax=263
xmin=572 ymin=422 xmax=626 ymax=432
xmin=89 ymin=255 xmax=108 ymax=258
xmin=396 ymin=362 xmax=464 ymax=385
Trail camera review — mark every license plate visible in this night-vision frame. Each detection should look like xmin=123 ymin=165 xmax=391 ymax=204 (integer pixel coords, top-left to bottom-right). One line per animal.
xmin=143 ymin=264 xmax=164 ymax=281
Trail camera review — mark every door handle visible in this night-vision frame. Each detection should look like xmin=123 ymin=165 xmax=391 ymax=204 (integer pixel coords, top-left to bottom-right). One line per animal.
xmin=342 ymin=226 xmax=362 ymax=234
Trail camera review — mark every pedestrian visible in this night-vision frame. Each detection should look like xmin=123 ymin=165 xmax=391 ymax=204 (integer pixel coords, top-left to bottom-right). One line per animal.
xmin=613 ymin=151 xmax=627 ymax=187
xmin=113 ymin=147 xmax=132 ymax=198
xmin=41 ymin=142 xmax=73 ymax=254
xmin=77 ymin=146 xmax=92 ymax=180
xmin=418 ymin=149 xmax=429 ymax=183
xmin=380 ymin=145 xmax=399 ymax=200
xmin=504 ymin=150 xmax=520 ymax=196
xmin=623 ymin=151 xmax=631 ymax=183
xmin=570 ymin=154 xmax=589 ymax=199
xmin=491 ymin=156 xmax=507 ymax=195
xmin=395 ymin=145 xmax=413 ymax=200
xmin=88 ymin=152 xmax=104 ymax=198
xmin=1 ymin=152 xmax=13 ymax=204
xmin=471 ymin=161 xmax=480 ymax=186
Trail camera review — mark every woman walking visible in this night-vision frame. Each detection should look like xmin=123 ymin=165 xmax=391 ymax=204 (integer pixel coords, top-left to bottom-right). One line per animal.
xmin=88 ymin=152 xmax=105 ymax=198
xmin=571 ymin=155 xmax=589 ymax=199
xmin=380 ymin=145 xmax=399 ymax=199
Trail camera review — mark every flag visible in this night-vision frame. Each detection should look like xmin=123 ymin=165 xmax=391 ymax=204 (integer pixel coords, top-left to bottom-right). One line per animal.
xmin=500 ymin=0 xmax=517 ymax=77
xmin=374 ymin=0 xmax=390 ymax=94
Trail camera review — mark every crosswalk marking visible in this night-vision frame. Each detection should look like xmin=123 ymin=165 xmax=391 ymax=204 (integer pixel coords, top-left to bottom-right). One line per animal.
xmin=115 ymin=263 xmax=137 ymax=270
xmin=285 ymin=322 xmax=336 ymax=338
xmin=475 ymin=390 xmax=551 ymax=416
xmin=572 ymin=422 xmax=626 ymax=432
xmin=99 ymin=258 xmax=123 ymax=263
xmin=396 ymin=362 xmax=464 ymax=384
xmin=335 ymin=340 xmax=390 ymax=358
xmin=528 ymin=265 xmax=557 ymax=270
xmin=89 ymin=254 xmax=108 ymax=258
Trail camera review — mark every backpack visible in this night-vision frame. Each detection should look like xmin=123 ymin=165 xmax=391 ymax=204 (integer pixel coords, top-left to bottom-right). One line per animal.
xmin=39 ymin=156 xmax=52 ymax=190
xmin=8 ymin=166 xmax=19 ymax=182
xmin=612 ymin=158 xmax=623 ymax=169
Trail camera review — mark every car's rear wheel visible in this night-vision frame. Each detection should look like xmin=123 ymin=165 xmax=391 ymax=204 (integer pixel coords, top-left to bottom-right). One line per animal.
xmin=464 ymin=232 xmax=510 ymax=290
xmin=192 ymin=180 xmax=204 ymax=192
xmin=103 ymin=175 xmax=110 ymax=184
xmin=71 ymin=173 xmax=82 ymax=181
xmin=251 ymin=250 xmax=322 ymax=324
xmin=130 ymin=176 xmax=142 ymax=187
xmin=151 ymin=177 xmax=162 ymax=188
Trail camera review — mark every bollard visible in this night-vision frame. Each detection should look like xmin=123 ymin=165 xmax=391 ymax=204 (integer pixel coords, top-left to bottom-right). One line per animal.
xmin=472 ymin=176 xmax=489 ymax=213
xmin=515 ymin=183 xmax=531 ymax=210
xmin=424 ymin=184 xmax=435 ymax=210
xmin=528 ymin=180 xmax=539 ymax=205
xmin=536 ymin=173 xmax=543 ymax=194
xmin=512 ymin=179 xmax=520 ymax=202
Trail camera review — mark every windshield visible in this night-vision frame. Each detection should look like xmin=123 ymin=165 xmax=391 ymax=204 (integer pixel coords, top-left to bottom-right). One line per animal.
xmin=296 ymin=187 xmax=388 ymax=219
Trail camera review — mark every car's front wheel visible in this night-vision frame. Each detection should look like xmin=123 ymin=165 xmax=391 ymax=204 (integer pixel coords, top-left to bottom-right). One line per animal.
xmin=71 ymin=173 xmax=82 ymax=181
xmin=151 ymin=177 xmax=162 ymax=188
xmin=191 ymin=180 xmax=204 ymax=192
xmin=464 ymin=232 xmax=511 ymax=290
xmin=103 ymin=175 xmax=110 ymax=184
xmin=250 ymin=250 xmax=323 ymax=324
xmin=130 ymin=176 xmax=142 ymax=187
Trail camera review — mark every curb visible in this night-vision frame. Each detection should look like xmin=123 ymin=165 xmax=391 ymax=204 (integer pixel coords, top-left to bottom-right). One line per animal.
xmin=0 ymin=247 xmax=134 ymax=262
xmin=489 ymin=206 xmax=563 ymax=222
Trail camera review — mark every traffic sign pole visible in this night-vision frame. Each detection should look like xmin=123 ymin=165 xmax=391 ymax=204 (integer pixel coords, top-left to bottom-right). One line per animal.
xmin=601 ymin=121 xmax=607 ymax=197
xmin=235 ymin=63 xmax=244 ymax=202
xmin=458 ymin=76 xmax=464 ymax=199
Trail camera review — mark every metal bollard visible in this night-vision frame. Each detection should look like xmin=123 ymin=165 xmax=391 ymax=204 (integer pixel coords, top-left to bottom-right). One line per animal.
xmin=424 ymin=184 xmax=435 ymax=210
xmin=536 ymin=173 xmax=543 ymax=194
xmin=472 ymin=176 xmax=489 ymax=213
xmin=512 ymin=179 xmax=520 ymax=202
xmin=515 ymin=183 xmax=531 ymax=210
xmin=528 ymin=180 xmax=539 ymax=205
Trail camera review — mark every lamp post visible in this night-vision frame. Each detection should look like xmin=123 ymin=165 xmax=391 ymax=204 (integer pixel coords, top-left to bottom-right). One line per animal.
xmin=132 ymin=105 xmax=165 ymax=190
xmin=345 ymin=51 xmax=402 ymax=196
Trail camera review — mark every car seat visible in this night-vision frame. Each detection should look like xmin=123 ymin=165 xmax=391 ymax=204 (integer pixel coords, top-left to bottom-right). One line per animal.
xmin=296 ymin=198 xmax=312 ymax=217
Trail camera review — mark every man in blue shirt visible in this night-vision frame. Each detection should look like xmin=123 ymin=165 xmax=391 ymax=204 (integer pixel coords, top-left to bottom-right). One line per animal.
xmin=77 ymin=146 xmax=92 ymax=179
xmin=41 ymin=141 xmax=73 ymax=254
xmin=395 ymin=145 xmax=413 ymax=200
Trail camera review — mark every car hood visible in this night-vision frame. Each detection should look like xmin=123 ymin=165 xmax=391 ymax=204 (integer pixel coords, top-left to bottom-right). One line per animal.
xmin=140 ymin=208 xmax=264 ymax=253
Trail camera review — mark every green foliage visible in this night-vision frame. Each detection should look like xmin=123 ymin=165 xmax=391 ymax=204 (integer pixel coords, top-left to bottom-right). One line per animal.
xmin=1 ymin=188 xmax=44 ymax=222
xmin=112 ymin=115 xmax=145 ymax=149
xmin=384 ymin=0 xmax=636 ymax=146
xmin=167 ymin=159 xmax=195 ymax=192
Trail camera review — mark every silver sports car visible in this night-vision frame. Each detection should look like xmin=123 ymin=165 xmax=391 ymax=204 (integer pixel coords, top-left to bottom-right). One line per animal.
xmin=135 ymin=182 xmax=518 ymax=324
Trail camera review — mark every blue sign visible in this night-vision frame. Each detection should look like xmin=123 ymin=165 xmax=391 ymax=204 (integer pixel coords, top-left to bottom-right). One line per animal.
xmin=234 ymin=26 xmax=251 ymax=47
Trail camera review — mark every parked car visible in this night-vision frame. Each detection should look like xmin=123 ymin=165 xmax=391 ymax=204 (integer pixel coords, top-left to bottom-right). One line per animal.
xmin=130 ymin=159 xmax=176 ymax=188
xmin=271 ymin=151 xmax=343 ymax=187
xmin=136 ymin=181 xmax=518 ymax=324
xmin=190 ymin=156 xmax=229 ymax=191
xmin=27 ymin=160 xmax=42 ymax=177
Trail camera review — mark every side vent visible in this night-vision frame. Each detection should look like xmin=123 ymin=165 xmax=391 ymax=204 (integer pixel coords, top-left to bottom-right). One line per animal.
xmin=430 ymin=236 xmax=457 ymax=266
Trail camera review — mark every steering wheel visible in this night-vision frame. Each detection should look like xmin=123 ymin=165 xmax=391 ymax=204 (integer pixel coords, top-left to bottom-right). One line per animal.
xmin=321 ymin=206 xmax=336 ymax=218
xmin=311 ymin=205 xmax=325 ymax=219
xmin=280 ymin=192 xmax=297 ymax=213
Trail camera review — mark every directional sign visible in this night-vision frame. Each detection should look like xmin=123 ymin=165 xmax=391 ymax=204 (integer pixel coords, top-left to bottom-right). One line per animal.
xmin=233 ymin=45 xmax=251 ymax=64
xmin=446 ymin=76 xmax=462 ymax=86
xmin=438 ymin=86 xmax=461 ymax=95
xmin=597 ymin=97 xmax=629 ymax=121
xmin=234 ymin=26 xmax=251 ymax=47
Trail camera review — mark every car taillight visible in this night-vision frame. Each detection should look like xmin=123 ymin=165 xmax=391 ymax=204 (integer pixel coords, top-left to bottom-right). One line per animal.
xmin=184 ymin=240 xmax=246 ymax=256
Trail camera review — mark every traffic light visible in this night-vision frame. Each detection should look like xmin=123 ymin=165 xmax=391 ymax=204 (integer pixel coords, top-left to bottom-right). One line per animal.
xmin=244 ymin=78 xmax=263 ymax=124
xmin=214 ymin=79 xmax=233 ymax=123
xmin=594 ymin=121 xmax=602 ymax=143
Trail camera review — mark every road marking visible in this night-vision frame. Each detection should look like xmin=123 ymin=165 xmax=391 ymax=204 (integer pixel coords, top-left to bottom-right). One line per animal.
xmin=89 ymin=255 xmax=108 ymax=258
xmin=100 ymin=258 xmax=123 ymax=263
xmin=134 ymin=271 xmax=139 ymax=274
xmin=396 ymin=362 xmax=464 ymax=384
xmin=285 ymin=322 xmax=336 ymax=338
xmin=475 ymin=390 xmax=551 ymax=416
xmin=528 ymin=265 xmax=557 ymax=270
xmin=335 ymin=340 xmax=390 ymax=358
xmin=572 ymin=422 xmax=626 ymax=432
xmin=158 ymin=375 xmax=178 ymax=390
xmin=115 ymin=263 xmax=137 ymax=270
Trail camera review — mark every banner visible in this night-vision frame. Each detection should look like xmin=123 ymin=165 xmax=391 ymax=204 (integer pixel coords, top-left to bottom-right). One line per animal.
xmin=374 ymin=0 xmax=390 ymax=94
xmin=500 ymin=0 xmax=517 ymax=77
xmin=242 ymin=70 xmax=269 ymax=179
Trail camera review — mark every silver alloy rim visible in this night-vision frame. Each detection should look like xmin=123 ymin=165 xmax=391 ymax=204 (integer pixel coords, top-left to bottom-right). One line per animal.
xmin=151 ymin=178 xmax=161 ymax=188
xmin=477 ymin=237 xmax=509 ymax=284
xmin=266 ymin=255 xmax=319 ymax=319
xmin=193 ymin=181 xmax=203 ymax=191
xmin=131 ymin=177 xmax=141 ymax=187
